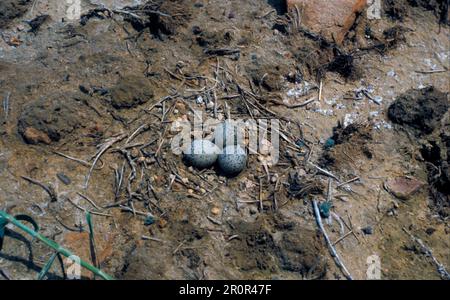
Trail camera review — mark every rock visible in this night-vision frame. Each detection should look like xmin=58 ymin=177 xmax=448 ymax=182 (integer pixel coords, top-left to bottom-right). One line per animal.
xmin=110 ymin=75 xmax=154 ymax=109
xmin=22 ymin=127 xmax=51 ymax=145
xmin=57 ymin=173 xmax=71 ymax=185
xmin=384 ymin=176 xmax=425 ymax=200
xmin=183 ymin=139 xmax=220 ymax=169
xmin=217 ymin=145 xmax=247 ymax=176
xmin=287 ymin=0 xmax=367 ymax=45
xmin=362 ymin=226 xmax=373 ymax=235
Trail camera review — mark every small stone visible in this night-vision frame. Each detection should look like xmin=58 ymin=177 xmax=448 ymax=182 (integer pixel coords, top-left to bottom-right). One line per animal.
xmin=57 ymin=173 xmax=71 ymax=185
xmin=270 ymin=174 xmax=278 ymax=184
xmin=183 ymin=139 xmax=220 ymax=169
xmin=211 ymin=207 xmax=221 ymax=216
xmin=217 ymin=145 xmax=247 ymax=176
xmin=384 ymin=177 xmax=425 ymax=200
xmin=362 ymin=226 xmax=373 ymax=235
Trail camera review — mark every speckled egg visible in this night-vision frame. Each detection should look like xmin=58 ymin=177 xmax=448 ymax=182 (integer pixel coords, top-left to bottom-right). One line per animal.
xmin=218 ymin=145 xmax=247 ymax=176
xmin=183 ymin=139 xmax=219 ymax=169
xmin=214 ymin=120 xmax=244 ymax=148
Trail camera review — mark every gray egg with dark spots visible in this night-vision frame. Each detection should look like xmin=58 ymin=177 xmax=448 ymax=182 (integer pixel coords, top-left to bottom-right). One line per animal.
xmin=214 ymin=120 xmax=245 ymax=148
xmin=218 ymin=145 xmax=247 ymax=176
xmin=184 ymin=139 xmax=219 ymax=169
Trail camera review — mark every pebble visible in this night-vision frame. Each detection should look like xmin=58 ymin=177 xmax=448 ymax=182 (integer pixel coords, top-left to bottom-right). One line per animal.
xmin=211 ymin=207 xmax=221 ymax=215
xmin=184 ymin=139 xmax=220 ymax=169
xmin=362 ymin=226 xmax=373 ymax=235
xmin=217 ymin=145 xmax=247 ymax=176
xmin=57 ymin=173 xmax=71 ymax=185
xmin=270 ymin=174 xmax=278 ymax=184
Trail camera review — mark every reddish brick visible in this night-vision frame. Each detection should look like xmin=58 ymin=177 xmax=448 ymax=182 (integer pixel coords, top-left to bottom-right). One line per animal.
xmin=384 ymin=177 xmax=425 ymax=200
xmin=287 ymin=0 xmax=367 ymax=44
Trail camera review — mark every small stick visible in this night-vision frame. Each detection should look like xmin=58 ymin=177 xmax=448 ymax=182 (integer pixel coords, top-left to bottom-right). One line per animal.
xmin=66 ymin=197 xmax=112 ymax=217
xmin=269 ymin=97 xmax=316 ymax=109
xmin=332 ymin=230 xmax=354 ymax=246
xmin=77 ymin=193 xmax=102 ymax=211
xmin=415 ymin=69 xmax=447 ymax=74
xmin=119 ymin=205 xmax=154 ymax=218
xmin=85 ymin=133 xmax=126 ymax=189
xmin=237 ymin=200 xmax=259 ymax=204
xmin=114 ymin=162 xmax=126 ymax=200
xmin=326 ymin=178 xmax=333 ymax=203
xmin=309 ymin=163 xmax=340 ymax=182
xmin=227 ymin=235 xmax=239 ymax=242
xmin=337 ymin=177 xmax=360 ymax=188
xmin=313 ymin=200 xmax=353 ymax=280
xmin=0 ymin=268 xmax=11 ymax=280
xmin=273 ymin=189 xmax=278 ymax=212
xmin=318 ymin=80 xmax=323 ymax=102
xmin=402 ymin=227 xmax=450 ymax=280
xmin=257 ymin=9 xmax=276 ymax=19
xmin=142 ymin=235 xmax=167 ymax=243
xmin=3 ymin=92 xmax=10 ymax=120
xmin=125 ymin=123 xmax=150 ymax=145
xmin=173 ymin=240 xmax=186 ymax=255
xmin=52 ymin=151 xmax=92 ymax=168
xmin=259 ymin=177 xmax=263 ymax=212
xmin=330 ymin=212 xmax=345 ymax=236
xmin=21 ymin=176 xmax=58 ymax=202
xmin=207 ymin=215 xmax=222 ymax=225
xmin=146 ymin=95 xmax=175 ymax=113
